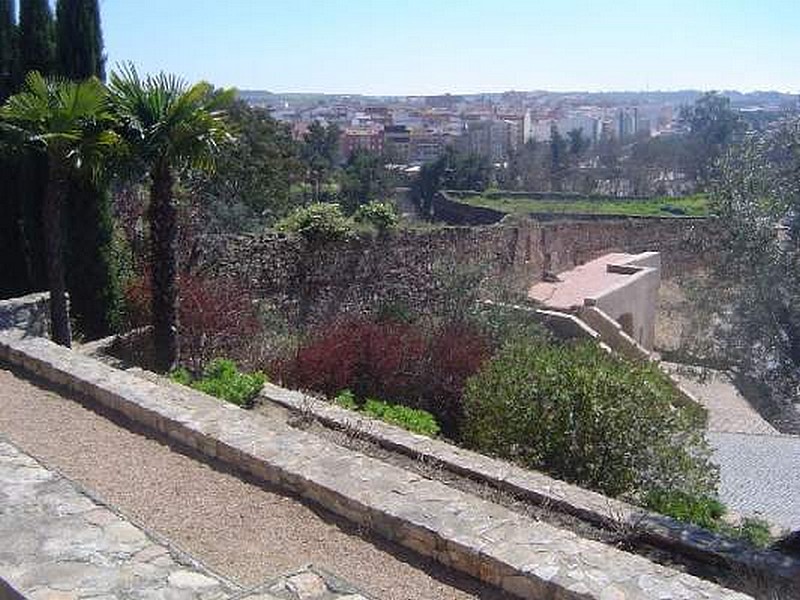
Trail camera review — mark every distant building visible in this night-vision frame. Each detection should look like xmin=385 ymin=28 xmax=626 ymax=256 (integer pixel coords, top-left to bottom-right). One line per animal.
xmin=384 ymin=125 xmax=411 ymax=163
xmin=341 ymin=125 xmax=384 ymax=159
xmin=461 ymin=119 xmax=513 ymax=162
xmin=410 ymin=129 xmax=446 ymax=164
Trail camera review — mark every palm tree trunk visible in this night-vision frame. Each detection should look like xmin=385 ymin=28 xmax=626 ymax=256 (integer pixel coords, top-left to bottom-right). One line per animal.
xmin=43 ymin=168 xmax=71 ymax=347
xmin=149 ymin=163 xmax=178 ymax=372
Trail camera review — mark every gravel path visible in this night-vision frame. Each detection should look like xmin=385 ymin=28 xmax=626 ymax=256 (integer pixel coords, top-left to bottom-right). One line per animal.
xmin=0 ymin=365 xmax=512 ymax=600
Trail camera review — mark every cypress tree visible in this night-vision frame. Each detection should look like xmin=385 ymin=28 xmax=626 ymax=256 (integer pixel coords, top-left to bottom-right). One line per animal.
xmin=1 ymin=1 xmax=54 ymax=298
xmin=18 ymin=0 xmax=55 ymax=76
xmin=56 ymin=0 xmax=104 ymax=80
xmin=0 ymin=0 xmax=14 ymax=100
xmin=56 ymin=0 xmax=121 ymax=337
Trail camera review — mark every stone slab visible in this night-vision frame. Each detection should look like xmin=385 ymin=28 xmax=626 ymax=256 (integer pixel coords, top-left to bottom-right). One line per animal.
xmin=0 ymin=333 xmax=755 ymax=599
xmin=0 ymin=439 xmax=239 ymax=600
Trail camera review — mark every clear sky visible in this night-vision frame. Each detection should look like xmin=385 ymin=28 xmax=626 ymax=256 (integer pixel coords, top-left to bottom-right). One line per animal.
xmin=101 ymin=0 xmax=800 ymax=95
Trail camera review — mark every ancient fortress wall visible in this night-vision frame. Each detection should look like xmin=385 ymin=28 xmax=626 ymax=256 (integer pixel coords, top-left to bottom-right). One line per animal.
xmin=196 ymin=217 xmax=715 ymax=327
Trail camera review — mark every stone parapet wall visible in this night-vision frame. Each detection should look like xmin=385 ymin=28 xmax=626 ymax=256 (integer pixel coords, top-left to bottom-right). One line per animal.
xmin=196 ymin=218 xmax=716 ymax=327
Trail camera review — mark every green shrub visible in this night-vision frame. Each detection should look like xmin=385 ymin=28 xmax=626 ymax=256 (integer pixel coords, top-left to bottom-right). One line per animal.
xmin=334 ymin=389 xmax=358 ymax=409
xmin=720 ymin=518 xmax=773 ymax=549
xmin=277 ymin=203 xmax=352 ymax=242
xmin=646 ymin=490 xmax=773 ymax=548
xmin=330 ymin=391 xmax=440 ymax=437
xmin=171 ymin=358 xmax=266 ymax=407
xmin=463 ymin=340 xmax=717 ymax=500
xmin=644 ymin=490 xmax=726 ymax=530
xmin=362 ymin=398 xmax=441 ymax=437
xmin=353 ymin=201 xmax=398 ymax=232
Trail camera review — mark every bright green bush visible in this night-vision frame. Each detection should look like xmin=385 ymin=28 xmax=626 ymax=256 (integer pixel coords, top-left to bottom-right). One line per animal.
xmin=277 ymin=202 xmax=352 ymax=242
xmin=334 ymin=389 xmax=358 ymax=409
xmin=463 ymin=340 xmax=717 ymax=500
xmin=720 ymin=518 xmax=774 ymax=549
xmin=331 ymin=390 xmax=440 ymax=437
xmin=353 ymin=201 xmax=398 ymax=233
xmin=646 ymin=490 xmax=773 ymax=548
xmin=171 ymin=358 xmax=266 ymax=407
xmin=362 ymin=398 xmax=441 ymax=437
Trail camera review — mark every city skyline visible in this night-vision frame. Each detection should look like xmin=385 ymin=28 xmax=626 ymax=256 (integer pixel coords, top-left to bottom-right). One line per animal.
xmin=102 ymin=0 xmax=800 ymax=95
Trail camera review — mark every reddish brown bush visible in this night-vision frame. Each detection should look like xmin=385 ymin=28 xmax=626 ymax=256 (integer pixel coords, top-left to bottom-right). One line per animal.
xmin=278 ymin=319 xmax=425 ymax=398
xmin=418 ymin=324 xmax=493 ymax=434
xmin=277 ymin=317 xmax=492 ymax=437
xmin=122 ymin=269 xmax=262 ymax=372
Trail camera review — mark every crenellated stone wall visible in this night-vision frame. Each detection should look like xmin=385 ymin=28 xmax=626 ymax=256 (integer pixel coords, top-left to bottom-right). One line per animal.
xmin=195 ymin=217 xmax=716 ymax=327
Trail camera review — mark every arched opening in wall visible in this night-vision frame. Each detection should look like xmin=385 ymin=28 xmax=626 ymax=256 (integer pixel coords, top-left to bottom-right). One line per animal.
xmin=618 ymin=313 xmax=634 ymax=338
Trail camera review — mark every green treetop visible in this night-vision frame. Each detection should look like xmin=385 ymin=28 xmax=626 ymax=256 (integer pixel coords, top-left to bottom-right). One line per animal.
xmin=56 ymin=0 xmax=105 ymax=81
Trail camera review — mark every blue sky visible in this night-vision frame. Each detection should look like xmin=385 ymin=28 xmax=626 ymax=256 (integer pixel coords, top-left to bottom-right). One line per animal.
xmin=101 ymin=0 xmax=800 ymax=95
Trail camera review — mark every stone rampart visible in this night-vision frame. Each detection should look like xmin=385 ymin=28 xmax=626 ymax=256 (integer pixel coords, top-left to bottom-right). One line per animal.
xmin=196 ymin=217 xmax=716 ymax=327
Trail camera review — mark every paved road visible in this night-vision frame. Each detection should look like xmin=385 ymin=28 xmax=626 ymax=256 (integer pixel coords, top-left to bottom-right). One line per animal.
xmin=664 ymin=363 xmax=799 ymax=531
xmin=708 ymin=432 xmax=800 ymax=531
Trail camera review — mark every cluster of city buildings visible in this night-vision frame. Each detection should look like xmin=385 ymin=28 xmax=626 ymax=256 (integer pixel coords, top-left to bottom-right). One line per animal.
xmin=239 ymin=89 xmax=790 ymax=166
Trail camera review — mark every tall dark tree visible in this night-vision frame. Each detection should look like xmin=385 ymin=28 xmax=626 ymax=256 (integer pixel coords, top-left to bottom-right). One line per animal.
xmin=0 ymin=0 xmax=14 ymax=101
xmin=549 ymin=125 xmax=568 ymax=190
xmin=679 ymin=92 xmax=742 ymax=185
xmin=56 ymin=0 xmax=105 ymax=81
xmin=189 ymin=100 xmax=302 ymax=231
xmin=54 ymin=0 xmax=120 ymax=338
xmin=18 ymin=0 xmax=55 ymax=76
xmin=339 ymin=149 xmax=393 ymax=214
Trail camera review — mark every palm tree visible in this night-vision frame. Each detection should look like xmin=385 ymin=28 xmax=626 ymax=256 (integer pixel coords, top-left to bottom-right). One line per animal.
xmin=0 ymin=72 xmax=115 ymax=346
xmin=108 ymin=64 xmax=232 ymax=371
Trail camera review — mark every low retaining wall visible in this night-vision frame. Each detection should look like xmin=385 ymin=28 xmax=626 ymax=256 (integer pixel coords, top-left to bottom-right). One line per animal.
xmin=261 ymin=383 xmax=800 ymax=588
xmin=0 ymin=333 xmax=753 ymax=600
xmin=0 ymin=292 xmax=50 ymax=339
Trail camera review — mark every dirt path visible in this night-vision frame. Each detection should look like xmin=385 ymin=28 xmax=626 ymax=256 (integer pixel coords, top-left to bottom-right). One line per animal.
xmin=0 ymin=365 xmax=511 ymax=600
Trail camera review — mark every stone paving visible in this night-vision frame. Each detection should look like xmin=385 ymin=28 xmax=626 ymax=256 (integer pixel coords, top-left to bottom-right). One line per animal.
xmin=0 ymin=333 xmax=754 ymax=599
xmin=0 ymin=439 xmax=237 ymax=600
xmin=662 ymin=363 xmax=778 ymax=435
xmin=708 ymin=432 xmax=800 ymax=531
xmin=662 ymin=363 xmax=800 ymax=532
xmin=0 ymin=437 xmax=379 ymax=600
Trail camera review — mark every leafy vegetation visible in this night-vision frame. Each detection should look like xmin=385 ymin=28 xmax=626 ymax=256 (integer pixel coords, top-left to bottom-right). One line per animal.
xmin=458 ymin=193 xmax=710 ymax=217
xmin=277 ymin=316 xmax=492 ymax=436
xmin=171 ymin=358 xmax=266 ymax=408
xmin=353 ymin=201 xmax=398 ymax=232
xmin=108 ymin=64 xmax=234 ymax=371
xmin=333 ymin=390 xmax=440 ymax=437
xmin=645 ymin=489 xmax=773 ymax=549
xmin=277 ymin=202 xmax=354 ymax=242
xmin=463 ymin=339 xmax=716 ymax=500
xmin=644 ymin=490 xmax=726 ymax=530
xmin=0 ymin=72 xmax=118 ymax=346
xmin=362 ymin=398 xmax=440 ymax=437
